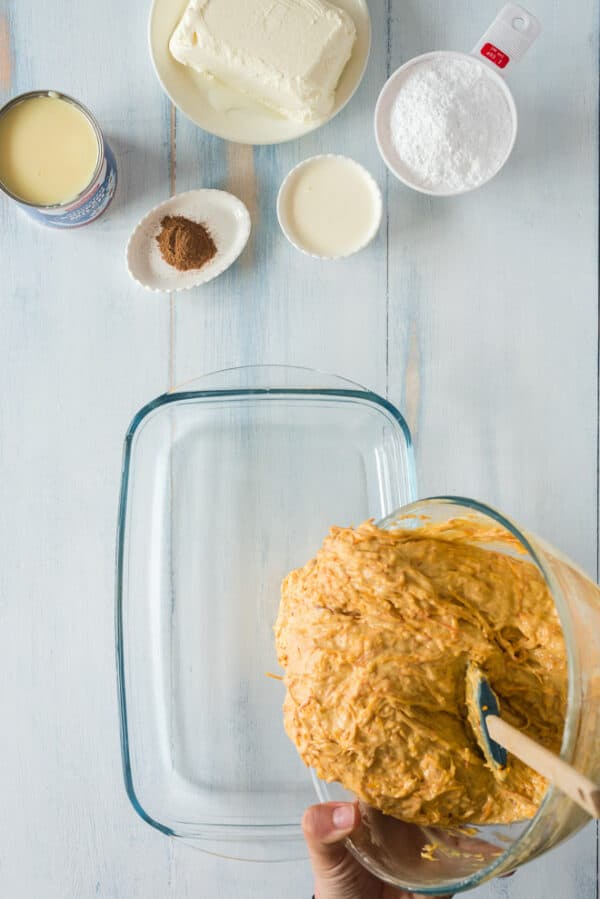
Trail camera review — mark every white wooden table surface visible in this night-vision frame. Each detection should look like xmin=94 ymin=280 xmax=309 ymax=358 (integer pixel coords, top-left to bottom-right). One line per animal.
xmin=1 ymin=1 xmax=598 ymax=897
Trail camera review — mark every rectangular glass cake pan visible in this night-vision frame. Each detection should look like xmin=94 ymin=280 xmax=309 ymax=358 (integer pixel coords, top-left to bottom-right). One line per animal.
xmin=116 ymin=365 xmax=416 ymax=860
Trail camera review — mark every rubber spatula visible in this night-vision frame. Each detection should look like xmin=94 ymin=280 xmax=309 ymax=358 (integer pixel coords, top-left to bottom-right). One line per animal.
xmin=465 ymin=663 xmax=600 ymax=818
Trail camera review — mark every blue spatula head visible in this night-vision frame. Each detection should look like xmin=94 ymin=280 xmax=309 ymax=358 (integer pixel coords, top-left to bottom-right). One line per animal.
xmin=465 ymin=662 xmax=508 ymax=773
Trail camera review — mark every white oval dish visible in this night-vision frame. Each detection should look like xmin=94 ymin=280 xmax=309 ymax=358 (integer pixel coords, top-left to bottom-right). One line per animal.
xmin=126 ymin=189 xmax=251 ymax=293
xmin=374 ymin=51 xmax=518 ymax=197
xmin=277 ymin=154 xmax=382 ymax=260
xmin=148 ymin=0 xmax=371 ymax=145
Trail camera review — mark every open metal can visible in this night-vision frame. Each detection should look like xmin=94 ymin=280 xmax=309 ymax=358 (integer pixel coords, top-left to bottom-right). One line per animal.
xmin=0 ymin=90 xmax=118 ymax=228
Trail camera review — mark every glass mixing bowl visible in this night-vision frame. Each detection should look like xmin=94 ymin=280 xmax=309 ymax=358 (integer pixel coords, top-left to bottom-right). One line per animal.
xmin=314 ymin=497 xmax=600 ymax=894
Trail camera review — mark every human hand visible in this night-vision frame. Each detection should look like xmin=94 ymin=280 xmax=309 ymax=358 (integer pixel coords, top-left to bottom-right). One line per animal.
xmin=302 ymin=802 xmax=453 ymax=899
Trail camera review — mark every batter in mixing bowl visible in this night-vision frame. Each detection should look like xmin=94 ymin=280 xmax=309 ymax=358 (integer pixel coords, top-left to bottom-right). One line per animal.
xmin=275 ymin=518 xmax=567 ymax=826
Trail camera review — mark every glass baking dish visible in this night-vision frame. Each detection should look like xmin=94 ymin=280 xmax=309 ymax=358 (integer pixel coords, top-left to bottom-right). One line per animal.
xmin=116 ymin=365 xmax=416 ymax=860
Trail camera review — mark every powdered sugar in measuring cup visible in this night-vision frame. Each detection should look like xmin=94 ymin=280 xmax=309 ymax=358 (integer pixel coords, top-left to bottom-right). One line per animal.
xmin=389 ymin=54 xmax=515 ymax=193
xmin=375 ymin=4 xmax=541 ymax=196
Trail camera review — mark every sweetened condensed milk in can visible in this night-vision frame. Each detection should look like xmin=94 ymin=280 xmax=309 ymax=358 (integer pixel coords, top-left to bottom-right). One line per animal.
xmin=0 ymin=90 xmax=117 ymax=227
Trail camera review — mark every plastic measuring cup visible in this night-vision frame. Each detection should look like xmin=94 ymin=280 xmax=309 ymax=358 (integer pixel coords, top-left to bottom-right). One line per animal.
xmin=375 ymin=4 xmax=541 ymax=196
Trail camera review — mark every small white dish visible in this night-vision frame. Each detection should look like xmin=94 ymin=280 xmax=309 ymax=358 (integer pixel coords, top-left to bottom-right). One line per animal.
xmin=126 ymin=189 xmax=251 ymax=293
xmin=375 ymin=51 xmax=518 ymax=197
xmin=277 ymin=154 xmax=382 ymax=260
xmin=148 ymin=0 xmax=371 ymax=145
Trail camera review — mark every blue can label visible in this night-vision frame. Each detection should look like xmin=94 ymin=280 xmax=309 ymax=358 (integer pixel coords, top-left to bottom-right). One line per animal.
xmin=21 ymin=141 xmax=118 ymax=228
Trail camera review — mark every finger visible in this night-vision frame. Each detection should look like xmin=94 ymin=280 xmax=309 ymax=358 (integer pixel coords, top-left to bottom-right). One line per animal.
xmin=302 ymin=802 xmax=359 ymax=877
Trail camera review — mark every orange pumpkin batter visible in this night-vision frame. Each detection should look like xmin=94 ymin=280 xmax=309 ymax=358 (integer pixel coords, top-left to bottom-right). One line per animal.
xmin=275 ymin=519 xmax=567 ymax=826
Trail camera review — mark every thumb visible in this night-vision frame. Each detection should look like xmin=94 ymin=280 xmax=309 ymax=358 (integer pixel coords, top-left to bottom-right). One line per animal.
xmin=302 ymin=803 xmax=360 ymax=889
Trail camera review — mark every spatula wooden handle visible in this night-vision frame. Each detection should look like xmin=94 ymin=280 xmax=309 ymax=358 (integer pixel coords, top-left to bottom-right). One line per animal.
xmin=487 ymin=715 xmax=600 ymax=819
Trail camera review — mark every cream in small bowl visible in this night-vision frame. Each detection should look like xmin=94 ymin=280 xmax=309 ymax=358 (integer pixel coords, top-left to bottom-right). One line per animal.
xmin=277 ymin=155 xmax=382 ymax=260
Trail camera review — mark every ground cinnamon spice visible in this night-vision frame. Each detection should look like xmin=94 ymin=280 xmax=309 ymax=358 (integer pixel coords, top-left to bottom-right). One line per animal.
xmin=156 ymin=215 xmax=217 ymax=271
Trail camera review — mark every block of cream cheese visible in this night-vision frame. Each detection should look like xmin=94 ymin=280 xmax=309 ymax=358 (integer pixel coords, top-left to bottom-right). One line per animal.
xmin=169 ymin=0 xmax=357 ymax=122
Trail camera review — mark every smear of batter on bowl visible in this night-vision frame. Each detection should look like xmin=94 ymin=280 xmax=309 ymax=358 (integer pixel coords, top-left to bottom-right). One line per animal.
xmin=275 ymin=519 xmax=567 ymax=826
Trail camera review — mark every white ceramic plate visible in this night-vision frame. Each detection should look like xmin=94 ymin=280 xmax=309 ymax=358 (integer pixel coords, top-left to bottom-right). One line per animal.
xmin=148 ymin=0 xmax=371 ymax=145
xmin=126 ymin=189 xmax=251 ymax=292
